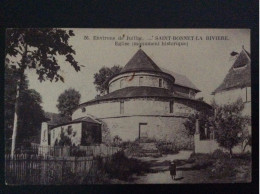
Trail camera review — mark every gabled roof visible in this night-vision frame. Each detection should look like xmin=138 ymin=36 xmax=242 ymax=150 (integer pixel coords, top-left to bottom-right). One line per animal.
xmin=160 ymin=67 xmax=200 ymax=92
xmin=212 ymin=48 xmax=251 ymax=94
xmin=50 ymin=116 xmax=101 ymax=129
xmin=44 ymin=112 xmax=70 ymax=126
xmin=120 ymin=49 xmax=162 ymax=73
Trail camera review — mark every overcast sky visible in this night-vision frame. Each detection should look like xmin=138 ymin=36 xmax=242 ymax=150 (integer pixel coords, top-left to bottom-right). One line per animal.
xmin=26 ymin=29 xmax=250 ymax=113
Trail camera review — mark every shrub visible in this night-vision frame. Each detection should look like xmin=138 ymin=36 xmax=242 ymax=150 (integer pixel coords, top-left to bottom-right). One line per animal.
xmin=97 ymin=151 xmax=151 ymax=181
xmin=155 ymin=141 xmax=179 ymax=154
xmin=212 ymin=149 xmax=229 ymax=159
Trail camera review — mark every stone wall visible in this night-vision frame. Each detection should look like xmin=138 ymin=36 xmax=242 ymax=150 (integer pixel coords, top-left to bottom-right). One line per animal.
xmin=72 ymin=98 xmax=204 ymax=120
xmin=101 ymin=115 xmax=192 ymax=148
xmin=108 ymin=72 xmax=173 ymax=93
xmin=72 ymin=97 xmax=210 ymax=148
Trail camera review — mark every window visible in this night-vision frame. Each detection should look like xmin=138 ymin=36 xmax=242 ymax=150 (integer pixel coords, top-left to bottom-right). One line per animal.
xmin=159 ymin=79 xmax=162 ymax=87
xmin=43 ymin=130 xmax=46 ymax=140
xmin=189 ymin=90 xmax=195 ymax=98
xmin=139 ymin=77 xmax=143 ymax=86
xmin=120 ymin=101 xmax=124 ymax=114
xmin=246 ymin=87 xmax=251 ymax=102
xmin=82 ymin=107 xmax=86 ymax=112
xmin=120 ymin=79 xmax=124 ymax=88
xmin=67 ymin=126 xmax=72 ymax=135
xmin=170 ymin=100 xmax=174 ymax=113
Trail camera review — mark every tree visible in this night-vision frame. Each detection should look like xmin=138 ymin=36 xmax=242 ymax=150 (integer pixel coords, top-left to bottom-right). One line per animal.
xmin=93 ymin=65 xmax=123 ymax=95
xmin=56 ymin=88 xmax=81 ymax=119
xmin=183 ymin=112 xmax=210 ymax=149
xmin=5 ymin=65 xmax=45 ymax=151
xmin=213 ymin=98 xmax=249 ymax=158
xmin=6 ymin=28 xmax=80 ymax=156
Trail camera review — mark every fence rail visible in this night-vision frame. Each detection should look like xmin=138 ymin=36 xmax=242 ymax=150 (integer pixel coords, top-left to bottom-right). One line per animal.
xmin=5 ymin=144 xmax=121 ymax=185
xmin=5 ymin=154 xmax=111 ymax=185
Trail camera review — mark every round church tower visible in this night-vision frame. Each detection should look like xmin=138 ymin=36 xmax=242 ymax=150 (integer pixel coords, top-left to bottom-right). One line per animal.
xmin=72 ymin=49 xmax=211 ymax=146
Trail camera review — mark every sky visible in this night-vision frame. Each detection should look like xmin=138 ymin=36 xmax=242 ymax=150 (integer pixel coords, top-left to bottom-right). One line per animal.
xmin=25 ymin=29 xmax=250 ymax=113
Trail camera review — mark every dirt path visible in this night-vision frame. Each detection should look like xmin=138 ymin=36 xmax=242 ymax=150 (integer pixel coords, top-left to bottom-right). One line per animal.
xmin=131 ymin=150 xmax=203 ymax=184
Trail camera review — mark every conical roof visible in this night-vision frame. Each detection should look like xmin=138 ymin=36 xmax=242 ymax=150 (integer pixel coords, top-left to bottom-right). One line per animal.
xmin=120 ymin=49 xmax=162 ymax=73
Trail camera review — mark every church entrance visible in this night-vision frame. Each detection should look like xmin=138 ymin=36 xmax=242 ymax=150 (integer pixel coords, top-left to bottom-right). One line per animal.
xmin=139 ymin=123 xmax=148 ymax=139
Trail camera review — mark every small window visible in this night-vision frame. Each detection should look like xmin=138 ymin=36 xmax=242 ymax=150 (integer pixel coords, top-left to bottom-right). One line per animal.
xmin=82 ymin=107 xmax=86 ymax=112
xmin=120 ymin=79 xmax=124 ymax=88
xmin=159 ymin=79 xmax=162 ymax=87
xmin=67 ymin=126 xmax=72 ymax=135
xmin=120 ymin=101 xmax=124 ymax=114
xmin=139 ymin=77 xmax=144 ymax=86
xmin=170 ymin=100 xmax=174 ymax=113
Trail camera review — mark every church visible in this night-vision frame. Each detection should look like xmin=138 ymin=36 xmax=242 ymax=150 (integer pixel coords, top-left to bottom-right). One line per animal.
xmin=41 ymin=49 xmax=211 ymax=148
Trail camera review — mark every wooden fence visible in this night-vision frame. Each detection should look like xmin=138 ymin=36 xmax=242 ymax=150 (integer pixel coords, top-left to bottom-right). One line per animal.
xmin=5 ymin=154 xmax=111 ymax=185
xmin=22 ymin=143 xmax=120 ymax=157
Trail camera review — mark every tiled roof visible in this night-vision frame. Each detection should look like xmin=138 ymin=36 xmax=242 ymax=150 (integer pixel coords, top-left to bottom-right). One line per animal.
xmin=111 ymin=49 xmax=199 ymax=92
xmin=120 ymin=49 xmax=162 ymax=73
xmin=50 ymin=116 xmax=101 ymax=129
xmin=73 ymin=116 xmax=101 ymax=124
xmin=44 ymin=112 xmax=70 ymax=126
xmin=160 ymin=67 xmax=200 ymax=92
xmin=78 ymin=86 xmax=210 ymax=108
xmin=212 ymin=49 xmax=251 ymax=94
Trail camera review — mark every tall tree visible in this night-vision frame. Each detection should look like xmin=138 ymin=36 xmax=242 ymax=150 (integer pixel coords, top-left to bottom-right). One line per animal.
xmin=5 ymin=28 xmax=80 ymax=156
xmin=93 ymin=65 xmax=123 ymax=95
xmin=57 ymin=88 xmax=81 ymax=119
xmin=5 ymin=65 xmax=45 ymax=151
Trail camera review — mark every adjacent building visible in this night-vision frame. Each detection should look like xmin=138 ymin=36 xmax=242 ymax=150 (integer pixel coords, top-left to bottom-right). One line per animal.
xmin=195 ymin=47 xmax=251 ymax=153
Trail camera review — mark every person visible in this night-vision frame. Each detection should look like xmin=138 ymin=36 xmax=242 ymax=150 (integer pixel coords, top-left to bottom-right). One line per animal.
xmin=169 ymin=161 xmax=176 ymax=180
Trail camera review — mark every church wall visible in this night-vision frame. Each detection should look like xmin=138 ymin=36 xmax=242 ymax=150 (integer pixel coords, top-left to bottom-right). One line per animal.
xmin=101 ymin=116 xmax=192 ymax=148
xmin=72 ymin=98 xmax=201 ymax=121
xmin=108 ymin=72 xmax=173 ymax=93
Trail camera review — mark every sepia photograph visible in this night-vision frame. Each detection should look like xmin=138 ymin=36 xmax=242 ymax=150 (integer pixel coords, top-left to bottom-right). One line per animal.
xmin=5 ymin=28 xmax=252 ymax=185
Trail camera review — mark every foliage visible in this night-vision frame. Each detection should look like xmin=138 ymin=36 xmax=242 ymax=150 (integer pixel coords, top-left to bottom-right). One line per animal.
xmin=93 ymin=65 xmax=123 ymax=95
xmin=56 ymin=88 xmax=81 ymax=119
xmin=4 ymin=66 xmax=45 ymax=149
xmin=211 ymin=149 xmax=229 ymax=159
xmin=96 ymin=151 xmax=151 ymax=181
xmin=213 ymin=98 xmax=249 ymax=157
xmin=6 ymin=29 xmax=80 ymax=155
xmin=183 ymin=113 xmax=197 ymax=137
xmin=6 ymin=28 xmax=80 ymax=82
xmin=112 ymin=135 xmax=122 ymax=146
xmin=155 ymin=140 xmax=179 ymax=154
xmin=55 ymin=131 xmax=72 ymax=146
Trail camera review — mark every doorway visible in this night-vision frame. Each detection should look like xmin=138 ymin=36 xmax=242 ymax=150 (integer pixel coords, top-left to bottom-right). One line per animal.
xmin=139 ymin=123 xmax=148 ymax=139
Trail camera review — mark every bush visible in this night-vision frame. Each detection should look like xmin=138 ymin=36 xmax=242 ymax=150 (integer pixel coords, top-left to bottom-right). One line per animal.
xmin=210 ymin=159 xmax=237 ymax=179
xmin=97 ymin=151 xmax=151 ymax=181
xmin=155 ymin=141 xmax=179 ymax=154
xmin=212 ymin=149 xmax=229 ymax=159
